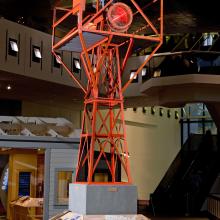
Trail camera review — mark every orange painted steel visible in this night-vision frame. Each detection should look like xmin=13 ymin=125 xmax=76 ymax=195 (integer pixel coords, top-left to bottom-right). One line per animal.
xmin=52 ymin=0 xmax=163 ymax=184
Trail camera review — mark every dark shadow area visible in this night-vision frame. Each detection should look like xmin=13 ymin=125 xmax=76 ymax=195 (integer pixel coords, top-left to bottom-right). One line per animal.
xmin=148 ymin=132 xmax=220 ymax=217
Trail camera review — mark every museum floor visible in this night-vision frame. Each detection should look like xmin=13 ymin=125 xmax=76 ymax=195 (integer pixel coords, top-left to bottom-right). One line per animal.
xmin=142 ymin=210 xmax=211 ymax=220
xmin=150 ymin=217 xmax=209 ymax=220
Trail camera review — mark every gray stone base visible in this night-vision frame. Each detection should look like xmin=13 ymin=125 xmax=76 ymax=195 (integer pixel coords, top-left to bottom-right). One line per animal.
xmin=69 ymin=183 xmax=137 ymax=215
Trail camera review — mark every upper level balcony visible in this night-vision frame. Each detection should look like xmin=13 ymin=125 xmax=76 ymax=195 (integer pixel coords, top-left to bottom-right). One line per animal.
xmin=123 ymin=49 xmax=220 ymax=108
xmin=0 ymin=18 xmax=85 ymax=107
xmin=1 ymin=17 xmax=220 ymax=109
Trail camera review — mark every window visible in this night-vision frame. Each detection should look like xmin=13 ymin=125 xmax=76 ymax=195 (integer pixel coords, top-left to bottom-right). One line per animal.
xmin=55 ymin=169 xmax=73 ymax=205
xmin=54 ymin=53 xmax=62 ymax=68
xmin=153 ymin=68 xmax=161 ymax=78
xmin=18 ymin=172 xmax=31 ymax=197
xmin=190 ymin=103 xmax=204 ymax=117
xmin=130 ymin=70 xmax=138 ymax=83
xmin=203 ymin=33 xmax=213 ymax=46
xmin=32 ymin=46 xmax=42 ymax=63
xmin=72 ymin=58 xmax=81 ymax=74
xmin=8 ymin=38 xmax=19 ymax=56
xmin=142 ymin=66 xmax=149 ymax=82
xmin=180 ymin=103 xmax=217 ymax=146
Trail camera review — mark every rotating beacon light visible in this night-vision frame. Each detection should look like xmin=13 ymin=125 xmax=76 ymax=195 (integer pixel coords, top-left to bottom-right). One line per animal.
xmin=107 ymin=3 xmax=133 ymax=32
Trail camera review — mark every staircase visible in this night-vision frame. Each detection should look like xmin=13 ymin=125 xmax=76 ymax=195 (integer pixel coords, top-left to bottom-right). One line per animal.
xmin=150 ymin=134 xmax=220 ymax=216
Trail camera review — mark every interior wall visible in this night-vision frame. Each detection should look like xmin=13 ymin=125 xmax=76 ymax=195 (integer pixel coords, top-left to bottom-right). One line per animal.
xmin=36 ymin=152 xmax=44 ymax=198
xmin=48 ymin=149 xmax=78 ymax=218
xmin=123 ymin=107 xmax=181 ymax=200
xmin=0 ymin=18 xmax=87 ymax=88
xmin=22 ymin=101 xmax=81 ymax=128
xmin=7 ymin=150 xmax=37 ymax=219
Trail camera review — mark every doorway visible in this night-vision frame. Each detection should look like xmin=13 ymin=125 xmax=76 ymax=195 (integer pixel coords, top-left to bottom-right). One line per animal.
xmin=0 ymin=148 xmax=45 ymax=220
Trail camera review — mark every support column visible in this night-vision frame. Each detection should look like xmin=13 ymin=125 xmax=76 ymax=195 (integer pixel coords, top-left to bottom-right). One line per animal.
xmin=43 ymin=149 xmax=51 ymax=220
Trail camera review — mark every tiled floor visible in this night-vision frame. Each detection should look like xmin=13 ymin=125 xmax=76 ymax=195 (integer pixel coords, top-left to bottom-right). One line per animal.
xmin=140 ymin=209 xmax=211 ymax=220
xmin=143 ymin=214 xmax=211 ymax=220
xmin=150 ymin=217 xmax=209 ymax=220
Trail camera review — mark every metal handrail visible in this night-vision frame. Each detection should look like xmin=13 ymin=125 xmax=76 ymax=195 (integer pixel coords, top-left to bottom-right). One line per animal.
xmin=208 ymin=194 xmax=220 ymax=218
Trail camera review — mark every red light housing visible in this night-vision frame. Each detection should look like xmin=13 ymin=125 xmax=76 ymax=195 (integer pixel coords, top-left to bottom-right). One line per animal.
xmin=107 ymin=3 xmax=133 ymax=33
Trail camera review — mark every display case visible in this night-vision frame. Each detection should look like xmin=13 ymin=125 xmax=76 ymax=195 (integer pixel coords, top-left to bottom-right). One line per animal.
xmin=10 ymin=196 xmax=43 ymax=220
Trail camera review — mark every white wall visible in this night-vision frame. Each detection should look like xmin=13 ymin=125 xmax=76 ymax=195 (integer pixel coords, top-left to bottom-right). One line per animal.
xmin=123 ymin=107 xmax=181 ymax=200
xmin=22 ymin=100 xmax=181 ymax=202
xmin=22 ymin=101 xmax=81 ymax=129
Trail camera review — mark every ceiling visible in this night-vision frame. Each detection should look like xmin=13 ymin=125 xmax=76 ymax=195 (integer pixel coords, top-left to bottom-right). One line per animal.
xmin=0 ymin=0 xmax=220 ymax=109
xmin=1 ymin=0 xmax=220 ymax=56
xmin=0 ymin=0 xmax=220 ymax=34
xmin=0 ymin=71 xmax=84 ymax=109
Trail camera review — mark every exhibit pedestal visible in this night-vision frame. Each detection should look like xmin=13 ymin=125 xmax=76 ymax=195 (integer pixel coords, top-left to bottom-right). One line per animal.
xmin=69 ymin=183 xmax=138 ymax=215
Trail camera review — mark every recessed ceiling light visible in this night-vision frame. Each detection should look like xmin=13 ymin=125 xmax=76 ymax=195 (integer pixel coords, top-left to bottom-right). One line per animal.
xmin=121 ymin=152 xmax=130 ymax=158
xmin=142 ymin=67 xmax=147 ymax=76
xmin=56 ymin=55 xmax=62 ymax=64
xmin=6 ymin=85 xmax=12 ymax=90
xmin=74 ymin=59 xmax=81 ymax=70
xmin=33 ymin=47 xmax=42 ymax=59
xmin=72 ymin=58 xmax=81 ymax=74
xmin=130 ymin=71 xmax=137 ymax=80
xmin=9 ymin=40 xmax=18 ymax=52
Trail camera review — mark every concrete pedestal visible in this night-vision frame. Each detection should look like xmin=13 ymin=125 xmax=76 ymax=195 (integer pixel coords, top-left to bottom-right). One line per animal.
xmin=69 ymin=183 xmax=137 ymax=215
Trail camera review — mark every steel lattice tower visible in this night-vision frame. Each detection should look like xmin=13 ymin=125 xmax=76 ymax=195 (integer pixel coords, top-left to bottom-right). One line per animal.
xmin=52 ymin=0 xmax=163 ymax=184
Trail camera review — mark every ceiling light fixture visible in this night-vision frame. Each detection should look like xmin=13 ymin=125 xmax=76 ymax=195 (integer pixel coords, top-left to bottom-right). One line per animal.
xmin=130 ymin=70 xmax=138 ymax=83
xmin=10 ymin=41 xmax=19 ymax=52
xmin=33 ymin=47 xmax=42 ymax=59
xmin=121 ymin=152 xmax=130 ymax=158
xmin=56 ymin=55 xmax=62 ymax=64
xmin=130 ymin=71 xmax=137 ymax=80
xmin=32 ymin=46 xmax=42 ymax=63
xmin=72 ymin=58 xmax=81 ymax=75
xmin=8 ymin=38 xmax=19 ymax=56
xmin=142 ymin=67 xmax=147 ymax=76
xmin=6 ymin=85 xmax=12 ymax=90
xmin=54 ymin=53 xmax=62 ymax=68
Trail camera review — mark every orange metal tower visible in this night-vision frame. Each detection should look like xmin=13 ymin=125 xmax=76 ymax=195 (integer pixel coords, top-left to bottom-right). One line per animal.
xmin=52 ymin=0 xmax=163 ymax=184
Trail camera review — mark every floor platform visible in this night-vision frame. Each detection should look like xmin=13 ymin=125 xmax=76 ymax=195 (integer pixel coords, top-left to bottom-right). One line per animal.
xmin=50 ymin=211 xmax=150 ymax=220
xmin=60 ymin=32 xmax=106 ymax=52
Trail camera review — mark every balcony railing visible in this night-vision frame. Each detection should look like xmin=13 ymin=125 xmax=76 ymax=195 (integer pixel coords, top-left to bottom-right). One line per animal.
xmin=207 ymin=194 xmax=220 ymax=218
